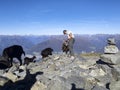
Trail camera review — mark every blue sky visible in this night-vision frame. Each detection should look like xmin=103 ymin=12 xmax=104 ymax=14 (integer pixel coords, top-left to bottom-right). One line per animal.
xmin=0 ymin=0 xmax=120 ymax=35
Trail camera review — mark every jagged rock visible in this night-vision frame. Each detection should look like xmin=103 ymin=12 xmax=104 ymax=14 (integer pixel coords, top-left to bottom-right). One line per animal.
xmin=110 ymin=80 xmax=120 ymax=90
xmin=0 ymin=53 xmax=120 ymax=90
xmin=104 ymin=45 xmax=119 ymax=54
xmin=100 ymin=53 xmax=120 ymax=65
xmin=47 ymin=76 xmax=69 ymax=90
xmin=85 ymin=77 xmax=98 ymax=90
xmin=89 ymin=68 xmax=106 ymax=77
xmin=95 ymin=75 xmax=112 ymax=88
xmin=7 ymin=64 xmax=19 ymax=73
xmin=36 ymin=75 xmax=51 ymax=86
xmin=111 ymin=67 xmax=120 ymax=81
xmin=0 ymin=76 xmax=11 ymax=86
xmin=67 ymin=76 xmax=86 ymax=89
xmin=14 ymin=70 xmax=26 ymax=78
xmin=31 ymin=81 xmax=47 ymax=90
xmin=48 ymin=80 xmax=69 ymax=90
xmin=107 ymin=38 xmax=116 ymax=45
xmin=91 ymin=85 xmax=109 ymax=90
xmin=3 ymin=72 xmax=18 ymax=82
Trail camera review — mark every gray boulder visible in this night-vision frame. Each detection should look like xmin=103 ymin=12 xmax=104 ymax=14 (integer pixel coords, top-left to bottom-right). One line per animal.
xmin=107 ymin=38 xmax=116 ymax=45
xmin=110 ymin=80 xmax=120 ymax=90
xmin=104 ymin=45 xmax=119 ymax=54
xmin=100 ymin=53 xmax=120 ymax=65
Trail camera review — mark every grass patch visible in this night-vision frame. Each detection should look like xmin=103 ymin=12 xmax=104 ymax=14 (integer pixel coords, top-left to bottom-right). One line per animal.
xmin=80 ymin=53 xmax=101 ymax=57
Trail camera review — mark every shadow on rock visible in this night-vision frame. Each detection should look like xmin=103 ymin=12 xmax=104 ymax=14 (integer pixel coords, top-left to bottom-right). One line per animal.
xmin=71 ymin=83 xmax=84 ymax=90
xmin=106 ymin=82 xmax=110 ymax=90
xmin=0 ymin=56 xmax=11 ymax=70
xmin=96 ymin=59 xmax=114 ymax=68
xmin=0 ymin=69 xmax=43 ymax=90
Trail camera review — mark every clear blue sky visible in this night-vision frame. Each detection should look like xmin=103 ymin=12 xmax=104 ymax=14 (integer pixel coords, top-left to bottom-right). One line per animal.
xmin=0 ymin=0 xmax=120 ymax=35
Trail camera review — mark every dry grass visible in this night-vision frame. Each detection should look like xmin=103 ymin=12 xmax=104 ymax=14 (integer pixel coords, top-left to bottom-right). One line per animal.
xmin=80 ymin=53 xmax=101 ymax=58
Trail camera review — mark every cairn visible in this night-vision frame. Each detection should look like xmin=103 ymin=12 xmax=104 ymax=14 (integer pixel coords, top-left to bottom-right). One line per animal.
xmin=104 ymin=38 xmax=119 ymax=54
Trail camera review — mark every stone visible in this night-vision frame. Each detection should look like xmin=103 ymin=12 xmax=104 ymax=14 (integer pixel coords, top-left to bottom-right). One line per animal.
xmin=111 ymin=67 xmax=120 ymax=81
xmin=3 ymin=72 xmax=18 ymax=82
xmin=100 ymin=53 xmax=120 ymax=65
xmin=0 ymin=53 xmax=119 ymax=90
xmin=107 ymin=38 xmax=116 ymax=45
xmin=110 ymin=80 xmax=120 ymax=90
xmin=91 ymin=85 xmax=109 ymax=90
xmin=0 ymin=76 xmax=11 ymax=86
xmin=47 ymin=78 xmax=69 ymax=90
xmin=89 ymin=68 xmax=106 ymax=77
xmin=31 ymin=81 xmax=47 ymax=90
xmin=104 ymin=45 xmax=119 ymax=54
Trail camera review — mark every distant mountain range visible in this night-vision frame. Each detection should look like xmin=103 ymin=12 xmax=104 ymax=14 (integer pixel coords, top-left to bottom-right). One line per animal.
xmin=0 ymin=34 xmax=120 ymax=55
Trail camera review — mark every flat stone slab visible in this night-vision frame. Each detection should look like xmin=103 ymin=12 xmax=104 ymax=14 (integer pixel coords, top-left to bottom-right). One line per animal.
xmin=100 ymin=53 xmax=120 ymax=65
xmin=104 ymin=45 xmax=119 ymax=54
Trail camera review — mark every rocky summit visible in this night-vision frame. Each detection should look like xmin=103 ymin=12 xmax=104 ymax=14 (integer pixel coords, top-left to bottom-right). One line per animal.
xmin=0 ymin=53 xmax=120 ymax=90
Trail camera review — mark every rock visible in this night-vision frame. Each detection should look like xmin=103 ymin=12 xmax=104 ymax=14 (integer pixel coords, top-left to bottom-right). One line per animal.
xmin=0 ymin=53 xmax=119 ymax=90
xmin=89 ymin=68 xmax=106 ymax=77
xmin=14 ymin=70 xmax=26 ymax=78
xmin=0 ymin=76 xmax=11 ymax=86
xmin=47 ymin=80 xmax=69 ymax=90
xmin=3 ymin=72 xmax=18 ymax=82
xmin=100 ymin=53 xmax=120 ymax=65
xmin=85 ymin=77 xmax=98 ymax=90
xmin=104 ymin=38 xmax=119 ymax=54
xmin=36 ymin=75 xmax=51 ymax=86
xmin=111 ymin=67 xmax=120 ymax=81
xmin=31 ymin=81 xmax=47 ymax=90
xmin=107 ymin=38 xmax=116 ymax=45
xmin=91 ymin=85 xmax=109 ymax=90
xmin=66 ymin=76 xmax=85 ymax=89
xmin=0 ymin=70 xmax=6 ymax=76
xmin=110 ymin=80 xmax=120 ymax=90
xmin=104 ymin=45 xmax=119 ymax=54
xmin=7 ymin=64 xmax=19 ymax=73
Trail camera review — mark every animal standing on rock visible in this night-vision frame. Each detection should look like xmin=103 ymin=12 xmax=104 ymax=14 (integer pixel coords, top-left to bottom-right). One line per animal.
xmin=41 ymin=47 xmax=53 ymax=58
xmin=24 ymin=56 xmax=36 ymax=65
xmin=2 ymin=45 xmax=25 ymax=66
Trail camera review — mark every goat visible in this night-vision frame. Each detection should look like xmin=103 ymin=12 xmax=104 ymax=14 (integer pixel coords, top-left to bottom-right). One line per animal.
xmin=41 ymin=48 xmax=53 ymax=58
xmin=2 ymin=45 xmax=25 ymax=66
xmin=24 ymin=56 xmax=36 ymax=65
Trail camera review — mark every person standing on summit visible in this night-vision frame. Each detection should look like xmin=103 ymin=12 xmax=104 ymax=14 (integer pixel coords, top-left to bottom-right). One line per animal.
xmin=63 ymin=30 xmax=75 ymax=59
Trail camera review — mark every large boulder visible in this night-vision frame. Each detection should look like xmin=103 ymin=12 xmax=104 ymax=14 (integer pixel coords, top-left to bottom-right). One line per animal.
xmin=100 ymin=53 xmax=120 ymax=65
xmin=104 ymin=45 xmax=119 ymax=54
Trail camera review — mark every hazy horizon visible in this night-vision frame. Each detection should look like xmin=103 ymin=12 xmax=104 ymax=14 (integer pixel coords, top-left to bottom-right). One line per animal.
xmin=0 ymin=33 xmax=120 ymax=36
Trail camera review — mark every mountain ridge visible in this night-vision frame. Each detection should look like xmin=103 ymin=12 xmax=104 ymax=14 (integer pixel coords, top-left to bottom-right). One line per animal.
xmin=0 ymin=34 xmax=120 ymax=54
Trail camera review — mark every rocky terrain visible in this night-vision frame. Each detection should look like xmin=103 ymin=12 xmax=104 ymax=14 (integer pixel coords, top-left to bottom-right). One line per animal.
xmin=0 ymin=52 xmax=120 ymax=90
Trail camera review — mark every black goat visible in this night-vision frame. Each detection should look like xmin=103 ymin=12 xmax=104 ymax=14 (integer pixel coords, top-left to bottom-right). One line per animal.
xmin=2 ymin=45 xmax=25 ymax=66
xmin=41 ymin=47 xmax=53 ymax=58
xmin=24 ymin=56 xmax=36 ymax=65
